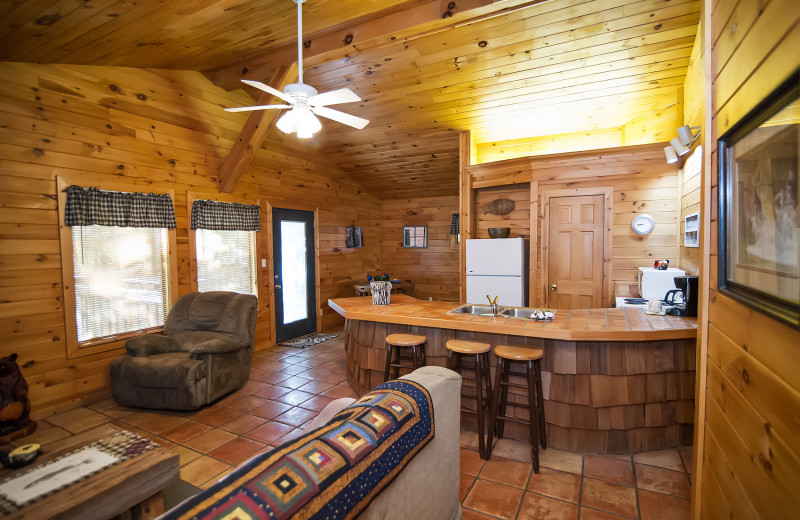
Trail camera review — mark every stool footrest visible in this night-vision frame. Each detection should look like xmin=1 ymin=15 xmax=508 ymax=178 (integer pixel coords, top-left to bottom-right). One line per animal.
xmin=498 ymin=381 xmax=529 ymax=390
xmin=494 ymin=415 xmax=530 ymax=426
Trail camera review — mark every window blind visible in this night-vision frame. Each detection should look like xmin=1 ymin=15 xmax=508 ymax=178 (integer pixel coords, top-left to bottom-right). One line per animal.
xmin=72 ymin=226 xmax=169 ymax=343
xmin=196 ymin=229 xmax=258 ymax=296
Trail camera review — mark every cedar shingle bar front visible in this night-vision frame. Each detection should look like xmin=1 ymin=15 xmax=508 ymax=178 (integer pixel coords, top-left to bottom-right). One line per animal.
xmin=329 ymin=295 xmax=698 ymax=454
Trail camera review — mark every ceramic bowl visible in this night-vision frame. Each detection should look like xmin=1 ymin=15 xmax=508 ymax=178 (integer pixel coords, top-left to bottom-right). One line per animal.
xmin=488 ymin=227 xmax=511 ymax=238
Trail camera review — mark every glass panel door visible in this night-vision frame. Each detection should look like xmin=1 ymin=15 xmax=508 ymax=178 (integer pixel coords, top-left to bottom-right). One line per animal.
xmin=272 ymin=208 xmax=316 ymax=342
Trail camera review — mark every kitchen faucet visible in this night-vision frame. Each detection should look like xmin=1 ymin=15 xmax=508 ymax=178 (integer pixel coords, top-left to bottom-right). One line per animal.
xmin=486 ymin=295 xmax=498 ymax=315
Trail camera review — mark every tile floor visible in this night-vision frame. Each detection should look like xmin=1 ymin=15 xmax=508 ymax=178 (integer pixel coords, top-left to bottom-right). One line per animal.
xmin=7 ymin=330 xmax=694 ymax=519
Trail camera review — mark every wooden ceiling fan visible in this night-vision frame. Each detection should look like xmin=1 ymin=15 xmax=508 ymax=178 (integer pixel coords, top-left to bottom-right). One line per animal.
xmin=224 ymin=0 xmax=369 ymax=138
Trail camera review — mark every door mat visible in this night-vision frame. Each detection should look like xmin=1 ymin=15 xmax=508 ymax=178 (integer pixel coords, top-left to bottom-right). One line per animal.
xmin=279 ymin=333 xmax=338 ymax=349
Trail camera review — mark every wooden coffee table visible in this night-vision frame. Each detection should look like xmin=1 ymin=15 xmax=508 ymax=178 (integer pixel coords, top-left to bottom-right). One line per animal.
xmin=0 ymin=423 xmax=180 ymax=520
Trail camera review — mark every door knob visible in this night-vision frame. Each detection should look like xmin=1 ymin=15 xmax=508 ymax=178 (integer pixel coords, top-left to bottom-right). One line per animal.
xmin=275 ymin=285 xmax=282 ymax=289
xmin=551 ymin=284 xmax=557 ymax=291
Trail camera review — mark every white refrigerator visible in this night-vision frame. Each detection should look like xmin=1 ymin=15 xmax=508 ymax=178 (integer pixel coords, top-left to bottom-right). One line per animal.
xmin=466 ymin=238 xmax=528 ymax=306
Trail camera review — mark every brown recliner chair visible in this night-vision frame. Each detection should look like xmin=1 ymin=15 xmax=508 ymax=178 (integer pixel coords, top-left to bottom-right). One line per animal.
xmin=110 ymin=291 xmax=258 ymax=410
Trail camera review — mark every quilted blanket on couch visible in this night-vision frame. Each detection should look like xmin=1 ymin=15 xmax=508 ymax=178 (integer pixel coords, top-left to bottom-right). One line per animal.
xmin=161 ymin=379 xmax=434 ymax=520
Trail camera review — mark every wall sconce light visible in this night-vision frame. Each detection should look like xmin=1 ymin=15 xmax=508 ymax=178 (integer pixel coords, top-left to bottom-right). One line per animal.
xmin=664 ymin=125 xmax=701 ymax=163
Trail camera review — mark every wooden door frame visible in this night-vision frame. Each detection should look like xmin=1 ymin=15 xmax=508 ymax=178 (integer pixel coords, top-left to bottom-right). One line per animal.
xmin=540 ymin=187 xmax=613 ymax=308
xmin=266 ymin=201 xmax=321 ymax=345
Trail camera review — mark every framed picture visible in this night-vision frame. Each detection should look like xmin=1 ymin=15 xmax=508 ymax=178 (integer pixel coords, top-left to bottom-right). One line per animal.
xmin=346 ymin=226 xmax=363 ymax=248
xmin=718 ymin=70 xmax=799 ymax=328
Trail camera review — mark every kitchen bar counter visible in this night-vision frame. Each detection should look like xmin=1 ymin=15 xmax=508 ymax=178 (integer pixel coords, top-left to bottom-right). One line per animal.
xmin=329 ymin=295 xmax=697 ymax=454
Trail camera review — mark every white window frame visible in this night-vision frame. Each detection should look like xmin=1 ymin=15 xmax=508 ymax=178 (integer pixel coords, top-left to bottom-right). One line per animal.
xmin=57 ymin=177 xmax=178 ymax=359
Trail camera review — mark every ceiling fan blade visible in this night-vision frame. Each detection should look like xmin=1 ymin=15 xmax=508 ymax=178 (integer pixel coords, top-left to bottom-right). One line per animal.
xmin=311 ymin=106 xmax=369 ymax=130
xmin=224 ymin=104 xmax=291 ymax=113
xmin=240 ymin=79 xmax=295 ymax=103
xmin=308 ymin=88 xmax=361 ymax=107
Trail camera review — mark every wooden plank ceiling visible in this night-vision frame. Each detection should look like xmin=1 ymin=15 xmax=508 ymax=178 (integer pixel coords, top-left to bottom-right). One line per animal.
xmin=0 ymin=0 xmax=700 ymax=200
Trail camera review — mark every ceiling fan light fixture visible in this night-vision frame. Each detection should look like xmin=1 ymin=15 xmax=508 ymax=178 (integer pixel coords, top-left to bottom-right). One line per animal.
xmin=277 ymin=105 xmax=321 ymax=138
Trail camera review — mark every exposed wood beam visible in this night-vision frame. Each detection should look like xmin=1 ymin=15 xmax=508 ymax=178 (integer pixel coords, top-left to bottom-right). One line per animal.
xmin=219 ymin=64 xmax=298 ymax=193
xmin=207 ymin=0 xmax=551 ymax=91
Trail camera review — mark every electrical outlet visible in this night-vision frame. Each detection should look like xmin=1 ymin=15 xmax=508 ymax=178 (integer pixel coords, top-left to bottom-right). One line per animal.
xmin=261 ymin=259 xmax=267 ymax=268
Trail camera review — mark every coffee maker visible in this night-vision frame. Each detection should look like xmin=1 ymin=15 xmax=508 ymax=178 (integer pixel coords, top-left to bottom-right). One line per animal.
xmin=665 ymin=275 xmax=699 ymax=317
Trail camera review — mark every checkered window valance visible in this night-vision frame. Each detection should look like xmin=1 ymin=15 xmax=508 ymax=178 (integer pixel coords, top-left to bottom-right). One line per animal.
xmin=450 ymin=213 xmax=459 ymax=235
xmin=191 ymin=199 xmax=260 ymax=231
xmin=63 ymin=185 xmax=176 ymax=228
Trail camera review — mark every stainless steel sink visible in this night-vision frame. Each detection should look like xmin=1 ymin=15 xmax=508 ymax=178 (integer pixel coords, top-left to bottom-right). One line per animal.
xmin=447 ymin=304 xmax=508 ymax=317
xmin=500 ymin=307 xmax=556 ymax=320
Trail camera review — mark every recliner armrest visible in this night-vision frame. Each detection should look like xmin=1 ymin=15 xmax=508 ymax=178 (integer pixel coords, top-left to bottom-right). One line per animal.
xmin=125 ymin=334 xmax=180 ymax=356
xmin=189 ymin=338 xmax=248 ymax=358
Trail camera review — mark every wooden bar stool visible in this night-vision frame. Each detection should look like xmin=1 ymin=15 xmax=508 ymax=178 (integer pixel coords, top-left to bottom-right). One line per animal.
xmin=383 ymin=333 xmax=428 ymax=381
xmin=486 ymin=344 xmax=547 ymax=472
xmin=446 ymin=339 xmax=493 ymax=458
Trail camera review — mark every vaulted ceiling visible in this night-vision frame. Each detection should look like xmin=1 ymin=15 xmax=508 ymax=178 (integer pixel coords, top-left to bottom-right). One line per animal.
xmin=1 ymin=0 xmax=700 ymax=200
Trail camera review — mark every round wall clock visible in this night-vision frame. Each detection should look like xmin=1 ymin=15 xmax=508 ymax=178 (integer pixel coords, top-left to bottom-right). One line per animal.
xmin=631 ymin=214 xmax=655 ymax=235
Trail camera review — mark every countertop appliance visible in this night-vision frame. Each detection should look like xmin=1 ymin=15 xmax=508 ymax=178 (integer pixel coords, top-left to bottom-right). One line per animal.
xmin=638 ymin=267 xmax=686 ymax=301
xmin=666 ymin=275 xmax=699 ymax=317
xmin=466 ymin=238 xmax=528 ymax=307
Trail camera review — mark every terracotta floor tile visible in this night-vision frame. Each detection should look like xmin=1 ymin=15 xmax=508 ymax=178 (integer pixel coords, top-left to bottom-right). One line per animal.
xmin=461 ymin=508 xmax=496 ymax=520
xmin=192 ymin=406 xmax=242 ymax=427
xmin=172 ymin=445 xmax=202 ymax=467
xmin=635 ymin=464 xmax=691 ymax=499
xmin=490 ymin=438 xmax=532 ymax=464
xmin=607 ymin=454 xmax=632 ymax=462
xmin=221 ymin=393 xmax=270 ymax=412
xmin=275 ymin=428 xmax=306 ymax=445
xmin=100 ymin=405 xmax=136 ymax=419
xmin=526 ymin=467 xmax=581 ymax=504
xmin=678 ymin=444 xmax=693 ymax=452
xmin=180 ymin=456 xmax=231 ymax=487
xmin=680 ymin=451 xmax=694 ymax=474
xmin=201 ymin=467 xmax=235 ymax=489
xmin=275 ymin=376 xmax=315 ymax=390
xmin=460 ymin=448 xmax=484 ymax=476
xmin=273 ymin=407 xmax=318 ymax=428
xmin=321 ymin=386 xmax=355 ymax=399
xmin=218 ymin=414 xmax=267 ymax=435
xmin=460 ymin=429 xmax=480 ymax=451
xmin=580 ymin=508 xmax=630 ymax=520
xmin=580 ymin=478 xmax=638 ymax=518
xmin=275 ymin=389 xmax=315 ymax=407
xmin=62 ymin=412 xmax=112 ymax=434
xmin=209 ymin=437 xmax=267 ymax=465
xmin=47 ymin=407 xmax=96 ymax=427
xmin=517 ymin=492 xmax=579 ymax=520
xmin=479 ymin=456 xmax=532 ymax=488
xmin=238 ymin=380 xmax=272 ymax=395
xmin=119 ymin=412 xmax=187 ymax=435
xmin=255 ymin=385 xmax=293 ymax=400
xmin=183 ymin=428 xmax=237 ymax=453
xmin=251 ymin=400 xmax=293 ymax=420
xmin=460 ymin=473 xmax=475 ymax=502
xmin=463 ymin=479 xmax=524 ymax=520
xmin=296 ymin=380 xmax=336 ymax=394
xmin=633 ymin=450 xmax=685 ymax=472
xmin=539 ymin=448 xmax=583 ymax=475
xmin=274 ymin=365 xmax=308 ymax=376
xmin=161 ymin=421 xmax=211 ymax=444
xmin=638 ymin=489 xmax=690 ymax=520
xmin=245 ymin=421 xmax=295 ymax=444
xmin=86 ymin=398 xmax=118 ymax=412
xmin=300 ymin=395 xmax=336 ymax=413
xmin=584 ymin=454 xmax=635 ymax=486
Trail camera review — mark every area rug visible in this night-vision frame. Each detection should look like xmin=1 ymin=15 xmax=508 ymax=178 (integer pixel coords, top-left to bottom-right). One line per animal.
xmin=279 ymin=333 xmax=338 ymax=349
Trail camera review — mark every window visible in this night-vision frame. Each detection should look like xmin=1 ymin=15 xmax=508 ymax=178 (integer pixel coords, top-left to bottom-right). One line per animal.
xmin=196 ymin=229 xmax=257 ymax=295
xmin=403 ymin=225 xmax=428 ymax=248
xmin=72 ymin=226 xmax=170 ymax=343
xmin=57 ymin=179 xmax=178 ymax=357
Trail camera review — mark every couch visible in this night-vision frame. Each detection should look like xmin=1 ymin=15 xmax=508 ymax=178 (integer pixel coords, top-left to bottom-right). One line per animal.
xmin=110 ymin=291 xmax=258 ymax=410
xmin=161 ymin=366 xmax=462 ymax=519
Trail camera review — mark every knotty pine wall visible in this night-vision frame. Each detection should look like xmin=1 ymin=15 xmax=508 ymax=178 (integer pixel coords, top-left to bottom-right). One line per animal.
xmin=474 ymin=184 xmax=531 ymax=239
xmin=680 ymin=26 xmax=704 ymax=276
xmin=696 ymin=0 xmax=800 ymax=517
xmin=0 ymin=62 xmax=380 ymax=416
xmin=378 ymin=196 xmax=460 ymax=301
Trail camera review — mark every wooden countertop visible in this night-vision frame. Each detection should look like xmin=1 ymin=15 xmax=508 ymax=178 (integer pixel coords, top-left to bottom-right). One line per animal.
xmin=328 ymin=295 xmax=697 ymax=341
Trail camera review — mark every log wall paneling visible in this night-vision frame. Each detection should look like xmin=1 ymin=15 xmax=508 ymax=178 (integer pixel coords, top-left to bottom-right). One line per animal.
xmin=474 ymin=184 xmax=531 ymax=239
xmin=378 ymin=196 xmax=460 ymax=302
xmin=0 ymin=62 xmax=381 ymax=416
xmin=694 ymin=0 xmax=800 ymax=517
